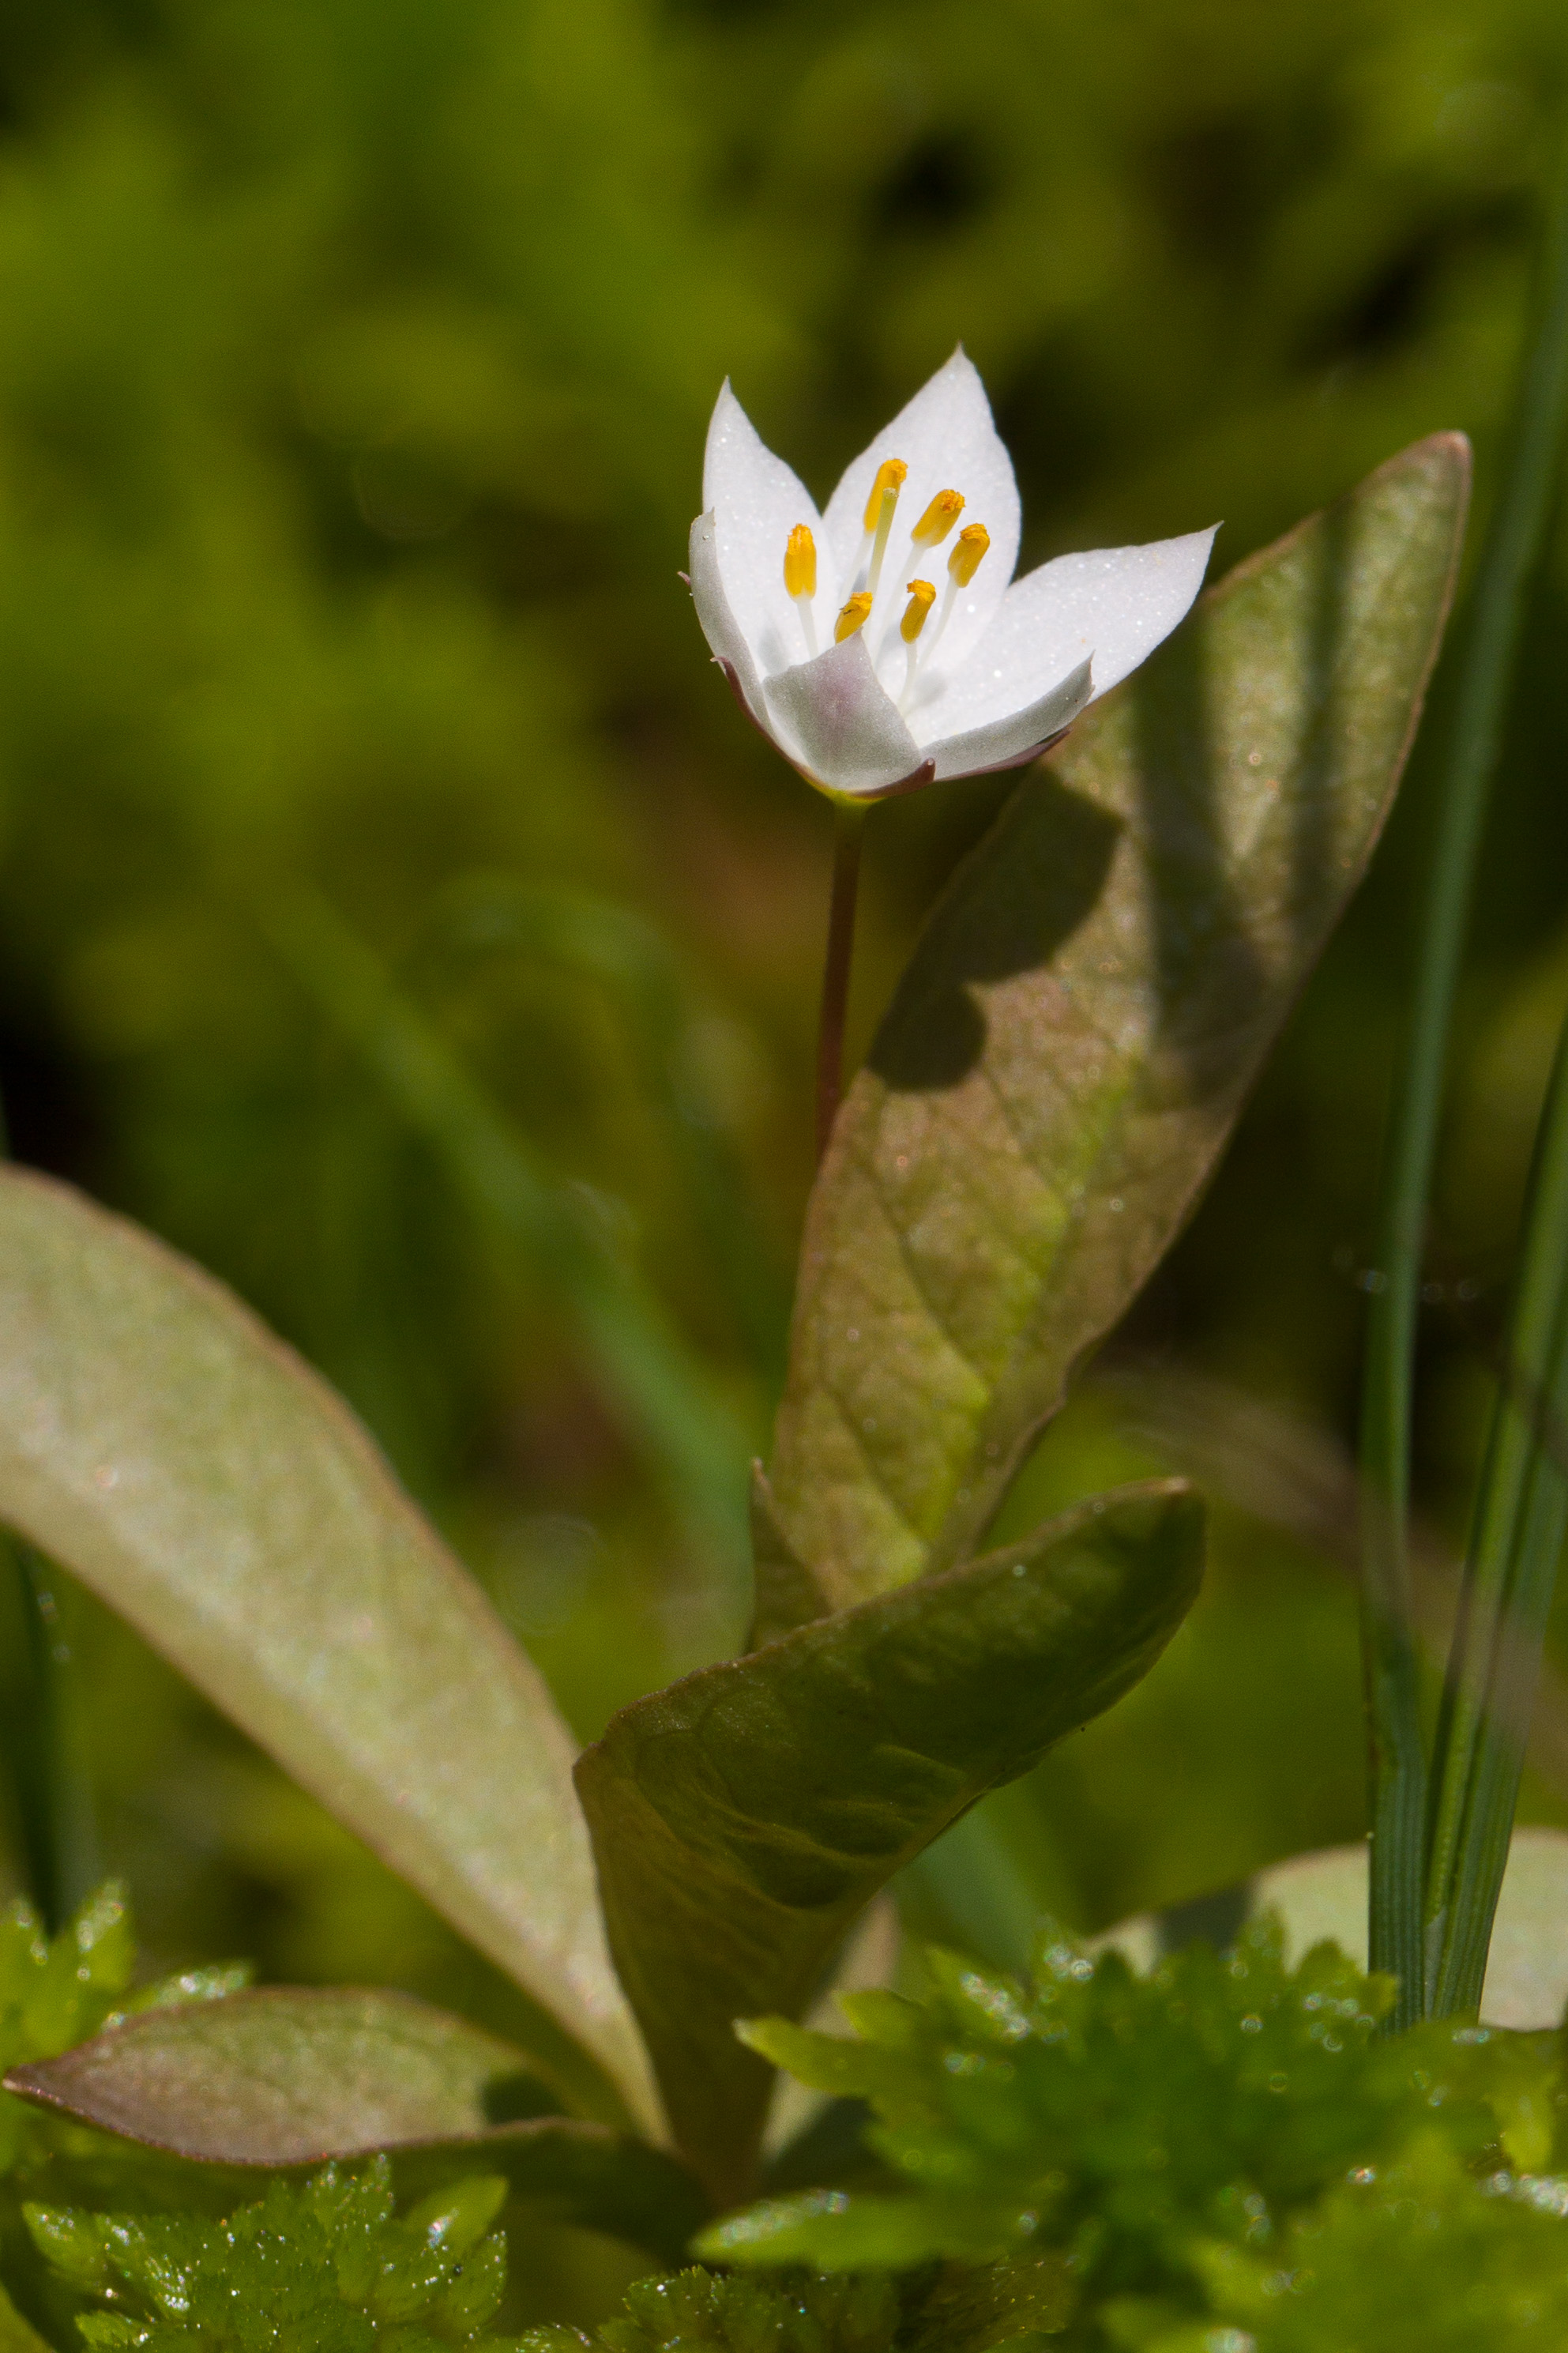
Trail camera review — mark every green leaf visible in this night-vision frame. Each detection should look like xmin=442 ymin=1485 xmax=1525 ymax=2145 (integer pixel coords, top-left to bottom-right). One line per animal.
xmin=758 ymin=435 xmax=1469 ymax=1633
xmin=4 ymin=1990 xmax=706 ymax=2259
xmin=0 ymin=1166 xmax=657 ymax=2137
xmin=576 ymin=1481 xmax=1203 ymax=2200
xmin=4 ymin=1987 xmax=556 ymax=2162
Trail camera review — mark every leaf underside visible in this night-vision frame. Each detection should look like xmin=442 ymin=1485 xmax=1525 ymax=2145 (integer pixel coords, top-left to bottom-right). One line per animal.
xmin=5 ymin=1988 xmax=543 ymax=2162
xmin=4 ymin=1987 xmax=705 ymax=2258
xmin=576 ymin=1481 xmax=1204 ymax=2199
xmin=759 ymin=432 xmax=1470 ymax=1635
xmin=0 ymin=1169 xmax=658 ymax=2136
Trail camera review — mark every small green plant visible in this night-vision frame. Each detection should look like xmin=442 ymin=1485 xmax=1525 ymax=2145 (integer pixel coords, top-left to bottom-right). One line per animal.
xmin=25 ymin=2159 xmax=513 ymax=2353
xmin=1113 ymin=2133 xmax=1568 ymax=2349
xmin=518 ymin=2270 xmax=898 ymax=2353
xmin=701 ymin=1925 xmax=1568 ymax=2347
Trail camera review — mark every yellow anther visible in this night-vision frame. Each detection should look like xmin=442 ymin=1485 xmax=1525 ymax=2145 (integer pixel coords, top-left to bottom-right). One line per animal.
xmin=900 ymin=579 xmax=936 ymax=643
xmin=911 ymin=488 xmax=964 ymax=548
xmin=862 ymin=458 xmax=908 ymax=533
xmin=784 ymin=524 xmax=817 ymax=600
xmin=948 ymin=524 xmax=990 ymax=586
xmin=834 ymin=591 xmax=874 ymax=643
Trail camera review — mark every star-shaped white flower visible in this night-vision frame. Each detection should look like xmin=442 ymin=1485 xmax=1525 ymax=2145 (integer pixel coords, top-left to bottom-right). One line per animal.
xmin=688 ymin=349 xmax=1218 ymax=801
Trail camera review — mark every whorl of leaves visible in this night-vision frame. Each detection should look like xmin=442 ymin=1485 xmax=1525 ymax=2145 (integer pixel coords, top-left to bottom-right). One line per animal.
xmin=25 ymin=2158 xmax=515 ymax=2353
xmin=699 ymin=1918 xmax=1568 ymax=2342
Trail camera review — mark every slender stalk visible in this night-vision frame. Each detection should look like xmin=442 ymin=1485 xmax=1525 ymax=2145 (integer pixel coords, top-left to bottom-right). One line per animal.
xmin=0 ymin=1541 xmax=103 ymax=1929
xmin=1358 ymin=136 xmax=1568 ymax=2026
xmin=0 ymin=1086 xmax=102 ymax=1927
xmin=2 ymin=1537 xmax=57 ymax=1921
xmin=814 ymin=801 xmax=867 ymax=1165
xmin=1424 ymin=1008 xmax=1568 ymax=2015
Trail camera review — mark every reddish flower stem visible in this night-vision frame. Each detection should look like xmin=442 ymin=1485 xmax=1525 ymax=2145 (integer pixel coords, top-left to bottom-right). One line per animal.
xmin=814 ymin=800 xmax=867 ymax=1165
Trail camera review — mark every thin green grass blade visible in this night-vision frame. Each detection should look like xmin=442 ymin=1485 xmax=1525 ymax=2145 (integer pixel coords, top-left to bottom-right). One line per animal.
xmin=265 ymin=887 xmax=751 ymax=1640
xmin=0 ymin=1097 xmax=103 ymax=1933
xmin=1425 ymin=1008 xmax=1568 ymax=2016
xmin=1358 ymin=137 xmax=1568 ymax=2026
xmin=0 ymin=1545 xmax=103 ymax=1931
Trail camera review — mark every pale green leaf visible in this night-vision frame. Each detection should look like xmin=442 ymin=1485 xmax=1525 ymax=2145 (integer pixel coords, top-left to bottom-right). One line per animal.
xmin=4 ymin=1988 xmax=705 ymax=2257
xmin=5 ymin=1986 xmax=555 ymax=2161
xmin=760 ymin=435 xmax=1469 ymax=1631
xmin=577 ymin=1481 xmax=1203 ymax=2200
xmin=0 ymin=1167 xmax=658 ymax=2136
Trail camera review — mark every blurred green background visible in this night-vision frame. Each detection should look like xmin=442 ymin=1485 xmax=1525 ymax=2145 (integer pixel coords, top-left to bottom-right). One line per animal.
xmin=1 ymin=0 xmax=1567 ymax=2094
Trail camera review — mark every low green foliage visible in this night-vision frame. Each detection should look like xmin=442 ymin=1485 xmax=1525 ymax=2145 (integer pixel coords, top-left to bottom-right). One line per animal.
xmin=14 ymin=1905 xmax=1568 ymax=2350
xmin=1109 ymin=2136 xmax=1568 ymax=2349
xmin=0 ymin=1884 xmax=246 ymax=2178
xmin=517 ymin=2268 xmax=897 ymax=2353
xmin=700 ymin=1922 xmax=1568 ymax=2341
xmin=25 ymin=2159 xmax=515 ymax=2353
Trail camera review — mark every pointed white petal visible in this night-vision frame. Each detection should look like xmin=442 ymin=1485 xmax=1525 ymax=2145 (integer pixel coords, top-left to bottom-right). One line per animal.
xmin=927 ymin=658 xmax=1094 ymax=782
xmin=919 ymin=525 xmax=1219 ymax=743
xmin=703 ymin=382 xmax=829 ymax=678
xmin=762 ymin=634 xmax=924 ymax=799
xmin=689 ymin=510 xmax=791 ymax=750
xmin=822 ymin=349 xmax=1021 ymax=678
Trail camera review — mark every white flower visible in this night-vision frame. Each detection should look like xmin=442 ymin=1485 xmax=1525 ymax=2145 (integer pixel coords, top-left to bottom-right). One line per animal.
xmin=688 ymin=348 xmax=1218 ymax=802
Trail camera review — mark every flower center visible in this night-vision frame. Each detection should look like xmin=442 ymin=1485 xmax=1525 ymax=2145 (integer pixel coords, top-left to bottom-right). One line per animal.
xmin=778 ymin=459 xmax=991 ymax=681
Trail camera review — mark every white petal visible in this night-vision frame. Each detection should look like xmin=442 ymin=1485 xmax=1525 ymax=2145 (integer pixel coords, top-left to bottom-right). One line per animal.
xmin=927 ymin=658 xmax=1094 ymax=782
xmin=688 ymin=510 xmax=792 ymax=752
xmin=821 ymin=348 xmax=1021 ymax=681
xmin=762 ymin=634 xmax=925 ymax=799
xmin=919 ymin=525 xmax=1219 ymax=742
xmin=702 ymin=382 xmax=829 ymax=679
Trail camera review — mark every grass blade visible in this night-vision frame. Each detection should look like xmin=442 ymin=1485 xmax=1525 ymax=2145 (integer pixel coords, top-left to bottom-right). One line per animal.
xmin=0 ymin=1090 xmax=103 ymax=1931
xmin=1424 ymin=1007 xmax=1568 ymax=2015
xmin=0 ymin=1540 xmax=104 ymax=1930
xmin=1358 ymin=138 xmax=1568 ymax=2024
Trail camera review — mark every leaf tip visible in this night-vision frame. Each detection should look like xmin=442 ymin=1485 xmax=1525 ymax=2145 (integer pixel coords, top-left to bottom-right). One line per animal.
xmin=2 ymin=2063 xmax=56 ymax=2109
